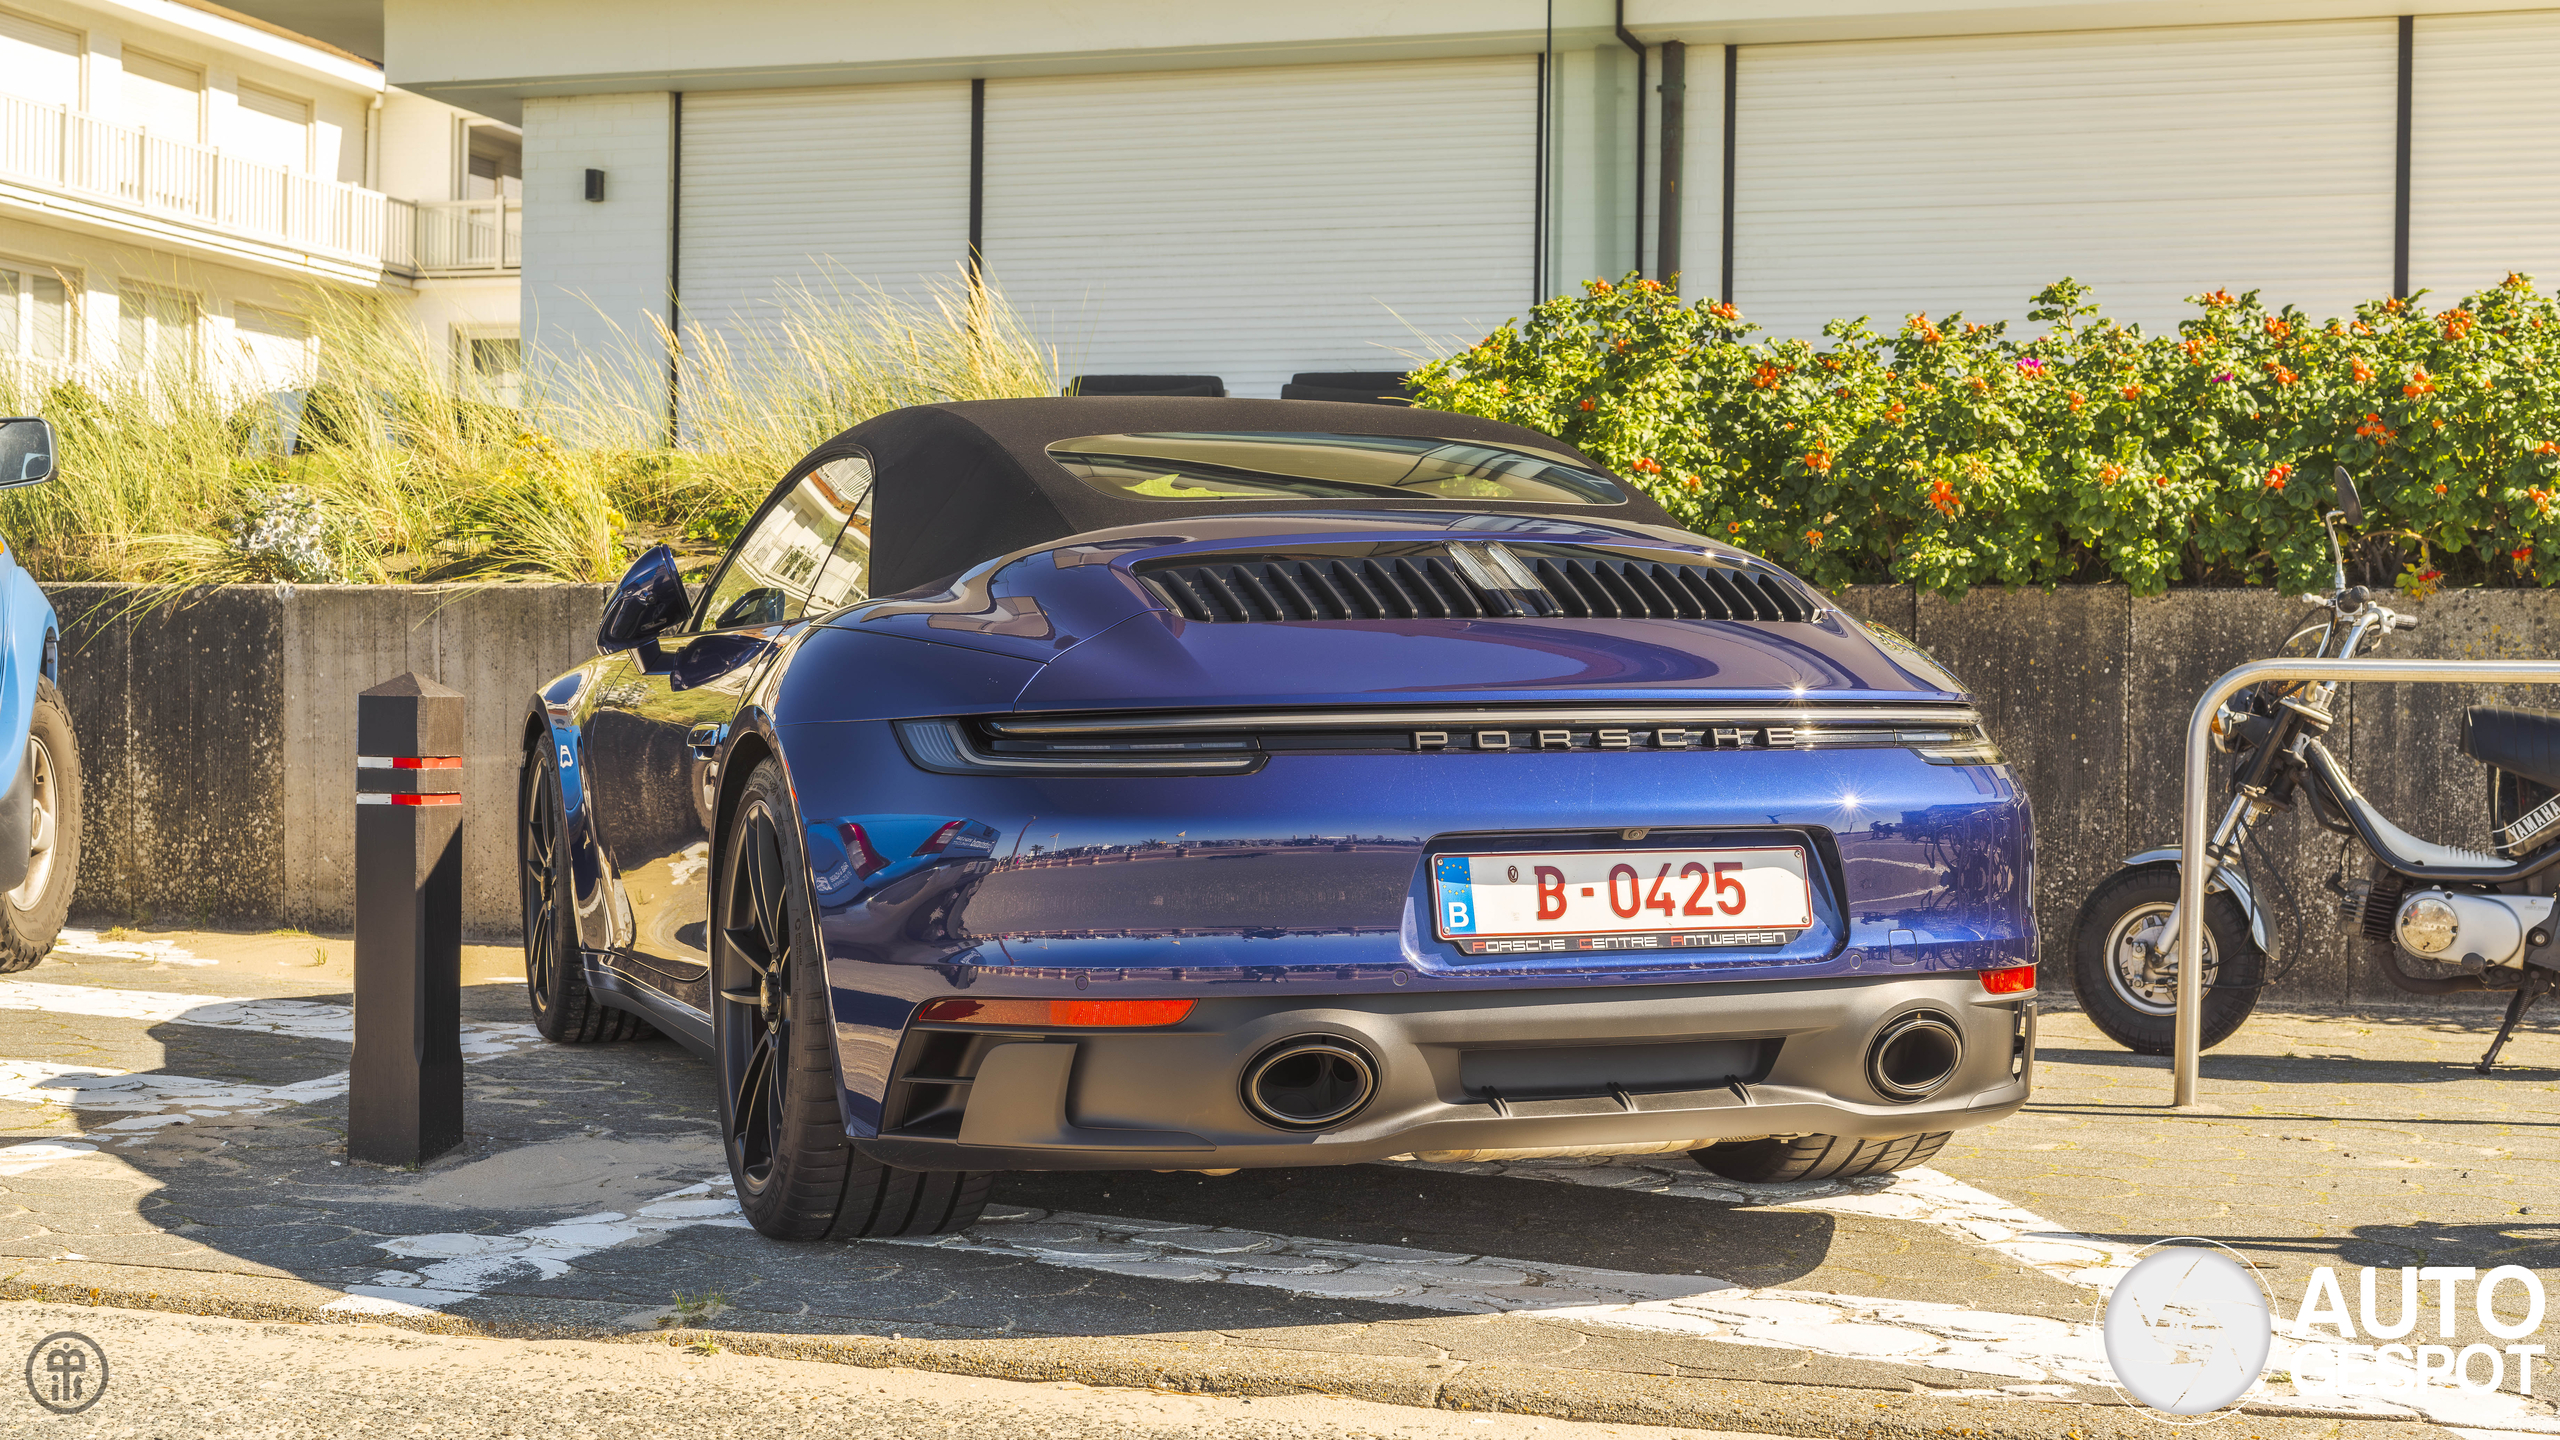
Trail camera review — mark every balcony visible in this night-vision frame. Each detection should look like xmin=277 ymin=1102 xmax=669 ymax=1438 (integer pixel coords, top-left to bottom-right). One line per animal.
xmin=411 ymin=199 xmax=520 ymax=275
xmin=0 ymin=89 xmax=517 ymax=283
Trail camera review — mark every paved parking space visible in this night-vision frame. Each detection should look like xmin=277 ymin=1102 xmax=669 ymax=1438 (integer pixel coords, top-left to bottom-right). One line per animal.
xmin=0 ymin=927 xmax=2552 ymax=1437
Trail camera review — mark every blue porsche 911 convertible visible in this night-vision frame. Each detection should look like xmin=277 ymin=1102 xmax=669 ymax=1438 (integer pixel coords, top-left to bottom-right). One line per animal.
xmin=523 ymin=397 xmax=2035 ymax=1242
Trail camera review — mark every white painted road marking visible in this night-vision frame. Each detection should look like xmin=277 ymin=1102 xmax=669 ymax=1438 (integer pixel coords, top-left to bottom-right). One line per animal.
xmin=1398 ymin=1156 xmax=2142 ymax=1291
xmin=0 ymin=980 xmax=543 ymax=1138
xmin=323 ymin=1177 xmax=751 ymax=1316
xmin=0 ymin=1138 xmax=97 ymax=1174
xmin=46 ymin=929 xmax=215 ymax=966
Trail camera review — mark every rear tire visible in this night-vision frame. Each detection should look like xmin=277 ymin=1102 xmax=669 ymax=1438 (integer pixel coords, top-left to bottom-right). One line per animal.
xmin=1693 ymin=1132 xmax=1951 ymax=1184
xmin=2069 ymin=864 xmax=2261 ymax=1056
xmin=521 ymin=746 xmax=647 ymax=1043
xmin=0 ymin=679 xmax=80 ymax=974
xmin=717 ymin=759 xmax=993 ymax=1241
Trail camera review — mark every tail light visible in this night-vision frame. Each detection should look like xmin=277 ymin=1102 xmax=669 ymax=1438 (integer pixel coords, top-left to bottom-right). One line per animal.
xmin=1978 ymin=965 xmax=2036 ymax=995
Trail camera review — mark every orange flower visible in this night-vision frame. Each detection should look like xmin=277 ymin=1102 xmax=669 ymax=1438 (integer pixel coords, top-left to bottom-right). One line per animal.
xmin=2067 ymin=391 xmax=2086 ymax=411
xmin=2351 ymin=359 xmax=2374 ymax=383
xmin=1927 ymin=478 xmax=1960 ymax=516
xmin=2265 ymin=462 xmax=2291 ymax=490
xmin=1805 ymin=529 xmax=1824 ymax=547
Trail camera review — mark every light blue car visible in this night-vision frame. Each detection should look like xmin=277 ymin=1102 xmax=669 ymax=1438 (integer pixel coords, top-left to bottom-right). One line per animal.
xmin=0 ymin=417 xmax=78 ymax=971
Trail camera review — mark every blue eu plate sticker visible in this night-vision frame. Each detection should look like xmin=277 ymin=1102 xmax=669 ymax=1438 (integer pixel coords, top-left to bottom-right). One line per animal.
xmin=1433 ymin=856 xmax=1476 ymax=934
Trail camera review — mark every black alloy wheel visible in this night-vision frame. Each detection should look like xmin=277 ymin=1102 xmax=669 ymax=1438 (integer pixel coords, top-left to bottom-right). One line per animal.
xmin=520 ymin=747 xmax=645 ymax=1043
xmin=1694 ymin=1131 xmax=1952 ymax=1183
xmin=715 ymin=759 xmax=994 ymax=1241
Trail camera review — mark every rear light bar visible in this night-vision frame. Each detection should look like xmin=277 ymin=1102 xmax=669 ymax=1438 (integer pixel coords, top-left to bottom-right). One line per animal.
xmin=914 ymin=998 xmax=1195 ymax=1027
xmin=1978 ymin=965 xmax=2036 ymax=995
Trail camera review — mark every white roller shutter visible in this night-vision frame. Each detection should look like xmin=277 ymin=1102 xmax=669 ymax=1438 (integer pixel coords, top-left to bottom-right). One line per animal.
xmin=0 ymin=11 xmax=81 ymax=108
xmin=2411 ymin=13 xmax=2560 ymax=300
xmin=678 ymin=83 xmax=971 ymax=358
xmin=983 ymin=58 xmax=1536 ymax=398
xmin=1733 ymin=22 xmax=2396 ymax=339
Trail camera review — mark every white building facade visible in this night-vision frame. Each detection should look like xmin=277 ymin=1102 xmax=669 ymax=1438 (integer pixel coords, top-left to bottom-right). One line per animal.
xmin=0 ymin=0 xmax=519 ymax=400
xmin=216 ymin=0 xmax=2560 ymax=401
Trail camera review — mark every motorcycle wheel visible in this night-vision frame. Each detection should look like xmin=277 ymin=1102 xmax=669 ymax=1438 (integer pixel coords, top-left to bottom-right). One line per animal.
xmin=2068 ymin=864 xmax=2263 ymax=1055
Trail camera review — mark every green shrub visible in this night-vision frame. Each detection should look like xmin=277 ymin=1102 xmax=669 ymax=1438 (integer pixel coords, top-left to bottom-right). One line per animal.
xmin=1409 ymin=272 xmax=2560 ymax=598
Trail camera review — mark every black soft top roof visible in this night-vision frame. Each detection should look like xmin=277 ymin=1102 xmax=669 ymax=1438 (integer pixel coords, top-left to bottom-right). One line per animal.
xmin=835 ymin=397 xmax=1677 ymax=595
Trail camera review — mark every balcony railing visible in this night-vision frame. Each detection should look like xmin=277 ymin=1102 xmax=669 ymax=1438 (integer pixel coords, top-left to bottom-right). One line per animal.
xmin=0 ymin=88 xmax=416 ymax=271
xmin=412 ymin=199 xmax=520 ymax=273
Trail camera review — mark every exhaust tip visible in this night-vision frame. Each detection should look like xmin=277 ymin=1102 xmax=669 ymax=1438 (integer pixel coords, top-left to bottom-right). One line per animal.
xmin=1868 ymin=1011 xmax=1964 ymax=1102
xmin=1242 ymin=1037 xmax=1377 ymax=1129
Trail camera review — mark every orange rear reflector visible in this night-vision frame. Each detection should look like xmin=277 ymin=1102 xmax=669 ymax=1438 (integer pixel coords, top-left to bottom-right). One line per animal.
xmin=1978 ymin=965 xmax=2036 ymax=995
xmin=915 ymin=997 xmax=1195 ymax=1027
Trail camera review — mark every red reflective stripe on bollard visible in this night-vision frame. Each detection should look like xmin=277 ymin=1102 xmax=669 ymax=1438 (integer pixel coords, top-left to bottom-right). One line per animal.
xmin=355 ymin=793 xmax=462 ymax=806
xmin=356 ymin=756 xmax=463 ymax=769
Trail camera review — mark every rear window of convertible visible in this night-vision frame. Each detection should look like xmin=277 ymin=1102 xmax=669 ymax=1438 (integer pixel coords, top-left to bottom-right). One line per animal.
xmin=1045 ymin=431 xmax=1627 ymax=506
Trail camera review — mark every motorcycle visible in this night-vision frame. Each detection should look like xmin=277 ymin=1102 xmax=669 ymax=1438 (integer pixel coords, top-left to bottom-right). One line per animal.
xmin=2070 ymin=467 xmax=2560 ymax=1072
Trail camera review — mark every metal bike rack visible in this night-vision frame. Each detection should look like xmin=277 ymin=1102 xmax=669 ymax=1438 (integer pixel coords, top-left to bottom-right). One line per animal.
xmin=2175 ymin=657 xmax=2560 ymax=1106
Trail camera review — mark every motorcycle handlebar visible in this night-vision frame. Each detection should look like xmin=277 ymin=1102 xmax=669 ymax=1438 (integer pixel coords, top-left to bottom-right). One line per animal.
xmin=2391 ymin=613 xmax=2420 ymax=631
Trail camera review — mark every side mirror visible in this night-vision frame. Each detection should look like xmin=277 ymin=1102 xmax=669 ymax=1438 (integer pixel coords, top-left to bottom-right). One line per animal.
xmin=2333 ymin=465 xmax=2363 ymax=527
xmin=597 ymin=544 xmax=690 ymax=653
xmin=0 ymin=417 xmax=56 ymax=488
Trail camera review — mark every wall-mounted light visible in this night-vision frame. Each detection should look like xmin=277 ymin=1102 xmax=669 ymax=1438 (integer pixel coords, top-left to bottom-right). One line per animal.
xmin=584 ymin=169 xmax=605 ymax=202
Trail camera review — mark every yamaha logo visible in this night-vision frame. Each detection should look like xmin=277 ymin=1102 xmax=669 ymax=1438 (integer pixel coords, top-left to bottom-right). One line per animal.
xmin=1414 ymin=726 xmax=1796 ymax=752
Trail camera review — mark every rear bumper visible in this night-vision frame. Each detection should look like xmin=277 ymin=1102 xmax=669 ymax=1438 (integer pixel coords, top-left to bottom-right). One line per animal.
xmin=859 ymin=971 xmax=2034 ymax=1172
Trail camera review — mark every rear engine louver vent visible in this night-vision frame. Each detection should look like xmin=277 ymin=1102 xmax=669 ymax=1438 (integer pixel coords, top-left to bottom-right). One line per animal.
xmin=1144 ymin=557 xmax=1559 ymax=622
xmin=1531 ymin=557 xmax=1815 ymax=623
xmin=1141 ymin=552 xmax=1816 ymax=625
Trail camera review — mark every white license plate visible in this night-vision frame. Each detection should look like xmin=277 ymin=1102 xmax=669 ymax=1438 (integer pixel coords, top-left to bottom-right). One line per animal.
xmin=1431 ymin=845 xmax=1811 ymax=955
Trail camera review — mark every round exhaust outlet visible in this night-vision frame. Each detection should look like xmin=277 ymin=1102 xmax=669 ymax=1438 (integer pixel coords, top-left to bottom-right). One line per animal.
xmin=1241 ymin=1037 xmax=1377 ymax=1130
xmin=1867 ymin=1011 xmax=1964 ymax=1102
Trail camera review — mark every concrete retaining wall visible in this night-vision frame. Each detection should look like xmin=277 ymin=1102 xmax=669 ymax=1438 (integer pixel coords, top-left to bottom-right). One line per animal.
xmin=54 ymin=584 xmax=609 ymax=938
xmin=46 ymin=581 xmax=2560 ymax=1001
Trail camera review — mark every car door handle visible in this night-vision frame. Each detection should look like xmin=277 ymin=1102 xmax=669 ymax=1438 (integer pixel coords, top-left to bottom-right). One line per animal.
xmin=686 ymin=723 xmax=726 ymax=758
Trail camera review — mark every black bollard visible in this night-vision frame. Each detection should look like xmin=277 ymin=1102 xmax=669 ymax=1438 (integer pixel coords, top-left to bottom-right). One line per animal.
xmin=349 ymin=672 xmax=466 ymax=1166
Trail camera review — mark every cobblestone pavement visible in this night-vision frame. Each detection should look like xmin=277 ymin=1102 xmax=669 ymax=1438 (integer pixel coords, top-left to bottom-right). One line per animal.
xmin=0 ymin=927 xmax=2549 ymax=1438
